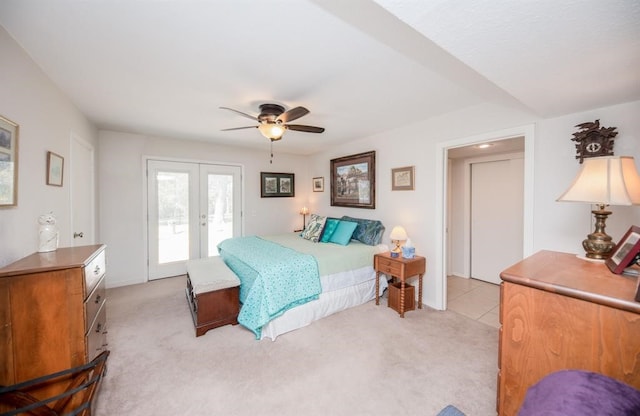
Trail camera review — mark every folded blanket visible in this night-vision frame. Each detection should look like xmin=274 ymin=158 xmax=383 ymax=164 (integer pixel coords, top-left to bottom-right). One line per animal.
xmin=218 ymin=236 xmax=321 ymax=338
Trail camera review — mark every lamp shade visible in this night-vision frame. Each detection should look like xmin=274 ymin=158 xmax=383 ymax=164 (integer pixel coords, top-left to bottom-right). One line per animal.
xmin=258 ymin=122 xmax=285 ymax=140
xmin=390 ymin=226 xmax=408 ymax=241
xmin=557 ymin=156 xmax=640 ymax=206
xmin=300 ymin=206 xmax=309 ymax=215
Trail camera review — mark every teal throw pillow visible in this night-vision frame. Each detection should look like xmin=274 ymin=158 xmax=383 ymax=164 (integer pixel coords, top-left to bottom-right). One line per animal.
xmin=320 ymin=218 xmax=340 ymax=243
xmin=329 ymin=220 xmax=358 ymax=245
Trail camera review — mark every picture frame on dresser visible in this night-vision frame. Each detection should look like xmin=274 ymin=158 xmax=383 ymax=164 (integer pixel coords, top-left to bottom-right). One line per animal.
xmin=606 ymin=225 xmax=640 ymax=274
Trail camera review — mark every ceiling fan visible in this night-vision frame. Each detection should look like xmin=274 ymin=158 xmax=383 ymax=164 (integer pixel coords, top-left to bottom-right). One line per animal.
xmin=220 ymin=103 xmax=325 ymax=141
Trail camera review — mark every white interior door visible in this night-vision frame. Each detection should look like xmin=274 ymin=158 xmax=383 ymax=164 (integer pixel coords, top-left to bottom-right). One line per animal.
xmin=470 ymin=158 xmax=524 ymax=284
xmin=70 ymin=134 xmax=95 ymax=246
xmin=147 ymin=160 xmax=241 ymax=280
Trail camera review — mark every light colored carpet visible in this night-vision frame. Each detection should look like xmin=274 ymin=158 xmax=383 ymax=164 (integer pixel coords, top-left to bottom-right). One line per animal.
xmin=96 ymin=276 xmax=498 ymax=416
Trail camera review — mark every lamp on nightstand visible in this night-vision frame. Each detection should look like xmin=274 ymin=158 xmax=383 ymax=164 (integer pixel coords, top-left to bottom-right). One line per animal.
xmin=557 ymin=156 xmax=640 ymax=259
xmin=300 ymin=206 xmax=309 ymax=230
xmin=389 ymin=226 xmax=407 ymax=258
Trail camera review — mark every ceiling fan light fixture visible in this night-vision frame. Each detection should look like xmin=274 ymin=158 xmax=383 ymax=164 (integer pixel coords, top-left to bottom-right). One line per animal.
xmin=258 ymin=122 xmax=285 ymax=140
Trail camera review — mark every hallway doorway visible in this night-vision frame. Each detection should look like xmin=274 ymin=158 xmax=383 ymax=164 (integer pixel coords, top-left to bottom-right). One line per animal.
xmin=448 ymin=138 xmax=524 ymax=285
xmin=434 ymin=124 xmax=535 ymax=310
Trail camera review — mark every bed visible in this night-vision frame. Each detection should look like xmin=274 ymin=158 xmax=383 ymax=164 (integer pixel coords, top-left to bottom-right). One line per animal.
xmin=217 ymin=215 xmax=388 ymax=340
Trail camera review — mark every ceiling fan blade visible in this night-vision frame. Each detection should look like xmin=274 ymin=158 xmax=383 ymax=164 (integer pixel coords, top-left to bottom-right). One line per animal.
xmin=286 ymin=124 xmax=325 ymax=133
xmin=219 ymin=107 xmax=259 ymax=121
xmin=221 ymin=126 xmax=258 ymax=131
xmin=277 ymin=106 xmax=309 ymax=123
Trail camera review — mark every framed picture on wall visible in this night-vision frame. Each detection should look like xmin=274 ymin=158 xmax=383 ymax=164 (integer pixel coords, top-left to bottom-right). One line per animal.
xmin=330 ymin=150 xmax=375 ymax=209
xmin=46 ymin=151 xmax=64 ymax=187
xmin=313 ymin=177 xmax=324 ymax=192
xmin=391 ymin=166 xmax=415 ymax=190
xmin=260 ymin=172 xmax=295 ymax=197
xmin=0 ymin=114 xmax=19 ymax=207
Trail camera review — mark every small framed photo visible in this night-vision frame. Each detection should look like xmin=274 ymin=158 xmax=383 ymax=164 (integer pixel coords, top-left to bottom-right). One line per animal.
xmin=260 ymin=172 xmax=295 ymax=197
xmin=313 ymin=177 xmax=324 ymax=192
xmin=0 ymin=114 xmax=19 ymax=207
xmin=391 ymin=166 xmax=415 ymax=191
xmin=606 ymin=225 xmax=640 ymax=274
xmin=46 ymin=151 xmax=64 ymax=187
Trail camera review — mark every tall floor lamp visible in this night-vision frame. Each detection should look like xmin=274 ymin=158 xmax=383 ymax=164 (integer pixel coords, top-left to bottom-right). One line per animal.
xmin=557 ymin=156 xmax=640 ymax=259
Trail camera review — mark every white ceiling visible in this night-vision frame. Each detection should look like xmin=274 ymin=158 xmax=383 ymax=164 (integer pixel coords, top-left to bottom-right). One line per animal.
xmin=1 ymin=0 xmax=638 ymax=155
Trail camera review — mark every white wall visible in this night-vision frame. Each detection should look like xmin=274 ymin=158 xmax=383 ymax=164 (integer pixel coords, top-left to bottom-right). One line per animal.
xmin=98 ymin=130 xmax=311 ymax=287
xmin=0 ymin=27 xmax=98 ymax=267
xmin=308 ymin=100 xmax=640 ymax=309
xmin=533 ymin=101 xmax=640 ymax=253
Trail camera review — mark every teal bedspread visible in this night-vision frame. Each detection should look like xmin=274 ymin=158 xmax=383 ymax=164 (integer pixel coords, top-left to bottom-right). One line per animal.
xmin=217 ymin=236 xmax=321 ymax=339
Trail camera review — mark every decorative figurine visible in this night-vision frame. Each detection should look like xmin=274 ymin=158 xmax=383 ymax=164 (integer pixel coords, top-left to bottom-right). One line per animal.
xmin=38 ymin=212 xmax=59 ymax=252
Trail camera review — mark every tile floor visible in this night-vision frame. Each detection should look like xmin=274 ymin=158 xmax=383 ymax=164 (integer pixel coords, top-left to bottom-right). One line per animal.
xmin=447 ymin=275 xmax=501 ymax=328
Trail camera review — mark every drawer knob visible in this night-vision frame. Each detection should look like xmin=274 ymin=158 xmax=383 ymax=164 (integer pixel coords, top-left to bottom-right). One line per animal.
xmin=94 ymin=265 xmax=101 ymax=275
xmin=94 ymin=294 xmax=101 ymax=304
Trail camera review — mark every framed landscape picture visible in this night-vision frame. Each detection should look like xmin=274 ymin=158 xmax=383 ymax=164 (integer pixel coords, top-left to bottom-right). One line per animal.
xmin=330 ymin=150 xmax=375 ymax=209
xmin=606 ymin=225 xmax=640 ymax=274
xmin=260 ymin=172 xmax=295 ymax=197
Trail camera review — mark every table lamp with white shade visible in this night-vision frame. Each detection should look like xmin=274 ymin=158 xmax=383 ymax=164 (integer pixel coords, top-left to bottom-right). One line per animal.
xmin=557 ymin=156 xmax=640 ymax=260
xmin=389 ymin=226 xmax=408 ymax=258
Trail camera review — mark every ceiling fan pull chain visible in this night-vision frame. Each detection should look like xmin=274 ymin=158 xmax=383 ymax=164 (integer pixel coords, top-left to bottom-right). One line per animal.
xmin=270 ymin=139 xmax=274 ymax=164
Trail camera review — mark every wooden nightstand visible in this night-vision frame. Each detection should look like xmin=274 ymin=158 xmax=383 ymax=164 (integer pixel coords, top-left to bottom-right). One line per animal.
xmin=374 ymin=252 xmax=426 ymax=317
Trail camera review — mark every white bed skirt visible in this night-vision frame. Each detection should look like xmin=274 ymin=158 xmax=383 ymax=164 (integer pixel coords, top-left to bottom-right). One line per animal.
xmin=260 ymin=267 xmax=388 ymax=341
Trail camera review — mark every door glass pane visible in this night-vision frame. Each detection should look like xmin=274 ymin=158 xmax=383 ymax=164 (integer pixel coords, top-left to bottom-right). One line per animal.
xmin=157 ymin=171 xmax=190 ymax=264
xmin=207 ymin=174 xmax=233 ymax=256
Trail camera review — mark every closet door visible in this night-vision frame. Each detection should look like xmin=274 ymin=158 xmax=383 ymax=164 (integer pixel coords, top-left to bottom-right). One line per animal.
xmin=470 ymin=158 xmax=523 ymax=284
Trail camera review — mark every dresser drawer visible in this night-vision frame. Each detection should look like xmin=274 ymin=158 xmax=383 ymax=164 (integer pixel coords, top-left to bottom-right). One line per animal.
xmin=86 ymin=301 xmax=107 ymax=361
xmin=375 ymin=257 xmax=403 ymax=276
xmin=84 ymin=248 xmax=106 ymax=296
xmin=85 ymin=275 xmax=106 ymax=334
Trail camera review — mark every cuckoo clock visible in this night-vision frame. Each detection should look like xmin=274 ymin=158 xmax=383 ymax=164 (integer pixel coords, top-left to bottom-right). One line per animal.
xmin=571 ymin=119 xmax=617 ymax=163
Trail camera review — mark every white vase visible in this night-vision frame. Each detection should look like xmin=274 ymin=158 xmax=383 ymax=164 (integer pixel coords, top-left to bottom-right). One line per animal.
xmin=38 ymin=216 xmax=59 ymax=252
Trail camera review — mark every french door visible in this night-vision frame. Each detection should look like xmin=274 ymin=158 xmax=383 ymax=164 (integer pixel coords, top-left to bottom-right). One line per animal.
xmin=147 ymin=160 xmax=242 ymax=280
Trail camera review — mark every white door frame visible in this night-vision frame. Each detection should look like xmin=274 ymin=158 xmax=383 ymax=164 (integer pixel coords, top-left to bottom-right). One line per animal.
xmin=434 ymin=124 xmax=535 ymax=310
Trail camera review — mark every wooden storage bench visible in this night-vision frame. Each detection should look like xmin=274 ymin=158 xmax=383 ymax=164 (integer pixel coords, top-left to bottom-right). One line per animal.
xmin=185 ymin=257 xmax=240 ymax=337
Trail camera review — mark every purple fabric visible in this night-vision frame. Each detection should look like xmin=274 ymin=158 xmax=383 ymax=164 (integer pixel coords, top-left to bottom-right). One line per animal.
xmin=518 ymin=370 xmax=640 ymax=416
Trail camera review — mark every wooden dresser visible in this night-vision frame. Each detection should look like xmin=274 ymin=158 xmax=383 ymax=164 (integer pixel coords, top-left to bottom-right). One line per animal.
xmin=497 ymin=250 xmax=640 ymax=415
xmin=0 ymin=244 xmax=108 ymax=402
